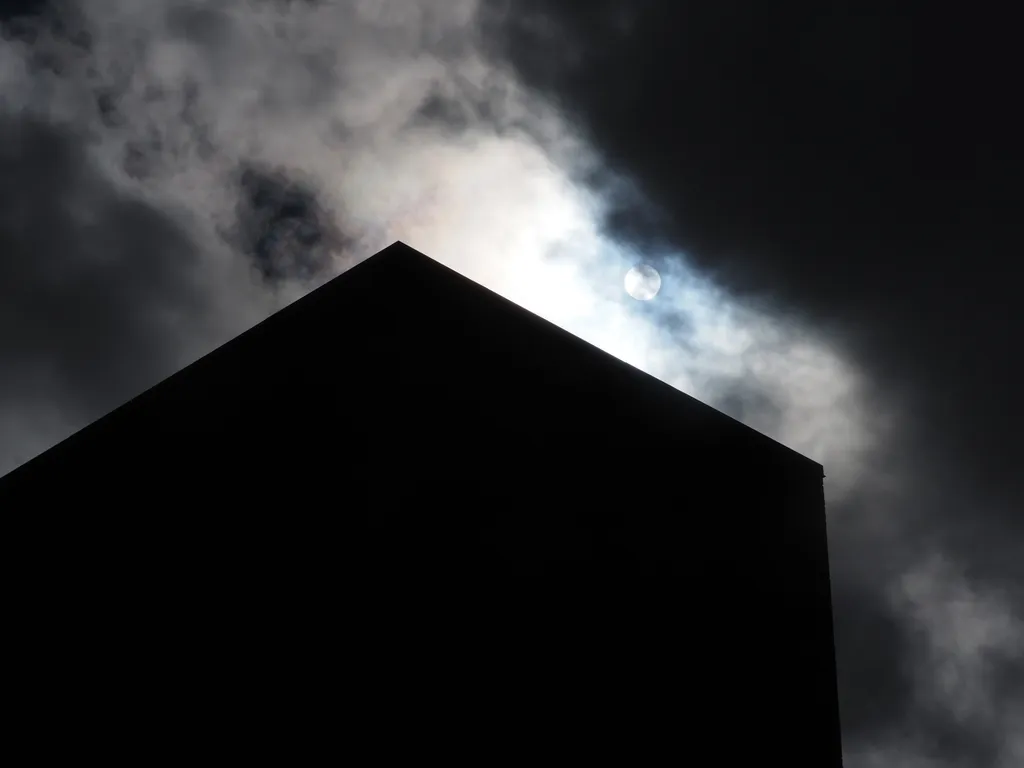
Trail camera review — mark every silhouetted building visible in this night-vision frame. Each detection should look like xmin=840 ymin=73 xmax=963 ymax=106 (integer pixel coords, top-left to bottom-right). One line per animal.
xmin=3 ymin=242 xmax=843 ymax=764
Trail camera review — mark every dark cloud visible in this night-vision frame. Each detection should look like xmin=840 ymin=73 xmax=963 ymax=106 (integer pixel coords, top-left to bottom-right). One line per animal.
xmin=0 ymin=114 xmax=248 ymax=472
xmin=0 ymin=116 xmax=194 ymax=411
xmin=714 ymin=383 xmax=783 ymax=435
xmin=411 ymin=88 xmax=475 ymax=133
xmin=164 ymin=4 xmax=232 ymax=50
xmin=0 ymin=0 xmax=48 ymax=23
xmin=832 ymin=576 xmax=916 ymax=739
xmin=233 ymin=164 xmax=348 ymax=286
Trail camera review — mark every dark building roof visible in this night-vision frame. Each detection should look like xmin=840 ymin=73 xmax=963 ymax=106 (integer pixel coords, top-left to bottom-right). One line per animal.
xmin=3 ymin=241 xmax=843 ymax=764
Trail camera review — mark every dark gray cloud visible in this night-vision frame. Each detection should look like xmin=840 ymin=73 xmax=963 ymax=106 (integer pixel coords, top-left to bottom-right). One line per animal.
xmin=0 ymin=0 xmax=47 ymax=23
xmin=233 ymin=164 xmax=349 ymax=285
xmin=0 ymin=114 xmax=230 ymax=465
xmin=832 ymin=574 xmax=915 ymax=740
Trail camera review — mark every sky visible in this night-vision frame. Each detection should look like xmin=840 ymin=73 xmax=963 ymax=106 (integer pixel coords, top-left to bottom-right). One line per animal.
xmin=1 ymin=2 xmax=1020 ymax=764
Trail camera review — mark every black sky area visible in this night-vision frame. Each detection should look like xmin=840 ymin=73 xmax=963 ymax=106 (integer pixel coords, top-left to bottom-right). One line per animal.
xmin=2 ymin=2 xmax=1022 ymax=766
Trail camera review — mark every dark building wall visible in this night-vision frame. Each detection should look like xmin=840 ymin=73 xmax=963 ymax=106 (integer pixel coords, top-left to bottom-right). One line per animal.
xmin=2 ymin=243 xmax=841 ymax=764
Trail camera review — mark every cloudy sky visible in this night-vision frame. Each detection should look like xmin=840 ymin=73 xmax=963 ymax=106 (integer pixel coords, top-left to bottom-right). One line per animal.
xmin=1 ymin=2 xmax=1020 ymax=764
